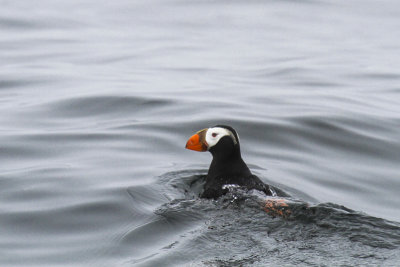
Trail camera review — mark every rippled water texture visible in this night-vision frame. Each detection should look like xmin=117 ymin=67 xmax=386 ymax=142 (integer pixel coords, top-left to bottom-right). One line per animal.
xmin=1 ymin=0 xmax=400 ymax=266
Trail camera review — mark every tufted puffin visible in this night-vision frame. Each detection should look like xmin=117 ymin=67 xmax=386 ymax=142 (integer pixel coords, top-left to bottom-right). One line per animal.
xmin=185 ymin=125 xmax=273 ymax=199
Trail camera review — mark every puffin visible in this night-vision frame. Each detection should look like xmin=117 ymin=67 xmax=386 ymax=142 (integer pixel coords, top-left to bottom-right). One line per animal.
xmin=185 ymin=125 xmax=272 ymax=199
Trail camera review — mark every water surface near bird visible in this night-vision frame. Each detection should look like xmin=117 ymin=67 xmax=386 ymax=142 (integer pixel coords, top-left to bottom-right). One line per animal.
xmin=1 ymin=0 xmax=400 ymax=266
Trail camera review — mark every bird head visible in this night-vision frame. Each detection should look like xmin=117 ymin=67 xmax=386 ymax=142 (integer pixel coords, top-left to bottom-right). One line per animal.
xmin=185 ymin=125 xmax=240 ymax=157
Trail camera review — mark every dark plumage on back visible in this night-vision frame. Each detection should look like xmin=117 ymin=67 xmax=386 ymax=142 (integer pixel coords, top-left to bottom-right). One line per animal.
xmin=185 ymin=125 xmax=271 ymax=199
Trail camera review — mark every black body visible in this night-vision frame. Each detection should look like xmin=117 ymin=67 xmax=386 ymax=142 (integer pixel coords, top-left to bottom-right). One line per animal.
xmin=200 ymin=125 xmax=272 ymax=199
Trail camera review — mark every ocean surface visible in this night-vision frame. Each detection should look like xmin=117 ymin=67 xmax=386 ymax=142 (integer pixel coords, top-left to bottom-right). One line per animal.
xmin=1 ymin=0 xmax=400 ymax=266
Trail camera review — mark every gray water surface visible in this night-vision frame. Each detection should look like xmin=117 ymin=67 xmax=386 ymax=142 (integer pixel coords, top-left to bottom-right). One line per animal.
xmin=1 ymin=0 xmax=400 ymax=266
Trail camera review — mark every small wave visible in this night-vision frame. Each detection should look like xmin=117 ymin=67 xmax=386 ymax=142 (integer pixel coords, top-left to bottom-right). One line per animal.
xmin=40 ymin=95 xmax=174 ymax=118
xmin=130 ymin=169 xmax=400 ymax=266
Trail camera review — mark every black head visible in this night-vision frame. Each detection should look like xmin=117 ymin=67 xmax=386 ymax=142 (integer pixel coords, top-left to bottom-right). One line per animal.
xmin=185 ymin=125 xmax=241 ymax=157
xmin=205 ymin=125 xmax=241 ymax=160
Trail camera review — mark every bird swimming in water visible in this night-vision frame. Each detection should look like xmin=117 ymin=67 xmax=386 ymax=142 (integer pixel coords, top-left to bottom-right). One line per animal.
xmin=185 ymin=125 xmax=273 ymax=199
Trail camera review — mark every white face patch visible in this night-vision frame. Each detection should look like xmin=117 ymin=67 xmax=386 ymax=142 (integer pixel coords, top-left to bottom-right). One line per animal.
xmin=205 ymin=127 xmax=238 ymax=149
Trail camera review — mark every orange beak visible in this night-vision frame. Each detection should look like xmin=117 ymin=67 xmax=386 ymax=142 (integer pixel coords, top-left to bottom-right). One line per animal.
xmin=185 ymin=128 xmax=208 ymax=152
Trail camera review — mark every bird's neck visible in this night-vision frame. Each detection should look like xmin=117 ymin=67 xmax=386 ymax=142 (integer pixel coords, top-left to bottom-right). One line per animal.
xmin=208 ymin=151 xmax=251 ymax=180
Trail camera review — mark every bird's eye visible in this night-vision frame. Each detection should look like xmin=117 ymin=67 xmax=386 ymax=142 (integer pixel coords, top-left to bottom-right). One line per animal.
xmin=212 ymin=133 xmax=218 ymax=137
